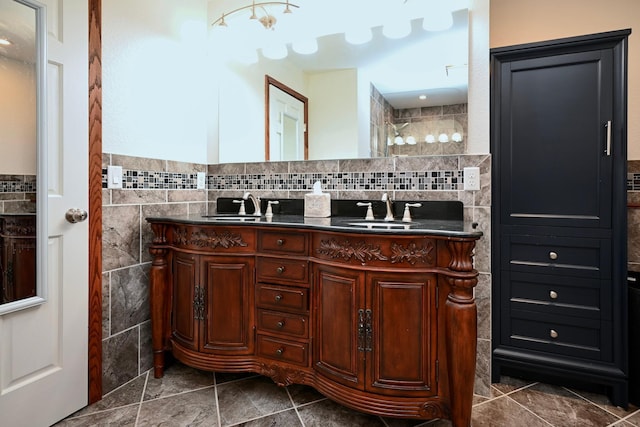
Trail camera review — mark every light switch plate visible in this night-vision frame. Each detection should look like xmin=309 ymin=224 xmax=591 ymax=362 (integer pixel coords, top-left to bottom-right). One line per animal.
xmin=107 ymin=165 xmax=123 ymax=189
xmin=196 ymin=172 xmax=206 ymax=190
xmin=463 ymin=167 xmax=480 ymax=191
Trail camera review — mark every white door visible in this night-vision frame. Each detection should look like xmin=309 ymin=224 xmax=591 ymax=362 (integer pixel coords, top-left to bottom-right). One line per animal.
xmin=269 ymin=84 xmax=305 ymax=161
xmin=0 ymin=1 xmax=89 ymax=426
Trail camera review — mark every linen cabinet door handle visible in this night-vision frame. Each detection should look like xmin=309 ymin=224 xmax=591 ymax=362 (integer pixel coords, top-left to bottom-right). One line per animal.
xmin=276 ymin=266 xmax=286 ymax=274
xmin=549 ymin=290 xmax=558 ymax=300
xmin=605 ymin=120 xmax=612 ymax=156
xmin=276 ymin=239 xmax=285 ymax=246
xmin=550 ymin=329 xmax=559 ymax=339
xmin=549 ymin=252 xmax=558 ymax=260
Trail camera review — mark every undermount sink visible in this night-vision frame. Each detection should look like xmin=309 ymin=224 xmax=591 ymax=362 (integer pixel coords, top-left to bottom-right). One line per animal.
xmin=347 ymin=221 xmax=413 ymax=229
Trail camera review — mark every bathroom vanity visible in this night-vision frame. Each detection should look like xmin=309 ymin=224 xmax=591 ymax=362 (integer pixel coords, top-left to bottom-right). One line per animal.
xmin=147 ymin=209 xmax=481 ymax=426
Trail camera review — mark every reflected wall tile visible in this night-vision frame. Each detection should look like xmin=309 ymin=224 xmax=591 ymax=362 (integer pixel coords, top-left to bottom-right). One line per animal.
xmin=102 ymin=272 xmax=110 ymax=338
xmin=112 ymin=154 xmax=165 ymax=172
xmin=340 ymin=158 xmax=394 ymax=173
xmin=166 ymin=160 xmax=206 ymax=174
xmin=102 ymin=188 xmax=110 ymax=206
xmin=102 ymin=327 xmax=139 ymax=395
xmin=629 ymin=160 xmax=640 ymax=173
xmin=629 ymin=208 xmax=640 ymax=265
xmin=245 ymin=161 xmax=288 ymax=174
xmin=102 ymin=153 xmax=110 ymax=169
xmin=395 ymin=155 xmax=459 ymax=172
xmin=209 ymin=162 xmax=245 ymax=175
xmin=472 ymin=207 xmax=491 ymax=274
xmin=103 ymin=205 xmax=140 ymax=271
xmin=110 ymin=265 xmax=150 ymax=334
xmin=290 ymin=159 xmax=339 ymax=173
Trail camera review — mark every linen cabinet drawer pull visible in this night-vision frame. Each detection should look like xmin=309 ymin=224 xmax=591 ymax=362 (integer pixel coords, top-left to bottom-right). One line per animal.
xmin=549 ymin=252 xmax=558 ymax=260
xmin=276 ymin=266 xmax=286 ymax=274
xmin=549 ymin=290 xmax=558 ymax=300
xmin=276 ymin=348 xmax=284 ymax=355
xmin=276 ymin=320 xmax=285 ymax=329
xmin=274 ymin=294 xmax=283 ymax=302
xmin=277 ymin=239 xmax=285 ymax=246
xmin=550 ymin=329 xmax=559 ymax=339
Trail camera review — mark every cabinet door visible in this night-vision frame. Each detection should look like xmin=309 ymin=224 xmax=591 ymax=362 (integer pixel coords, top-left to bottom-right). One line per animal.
xmin=497 ymin=49 xmax=614 ymax=229
xmin=200 ymin=256 xmax=255 ymax=355
xmin=172 ymin=252 xmax=199 ymax=351
xmin=314 ymin=265 xmax=365 ymax=390
xmin=366 ymin=272 xmax=438 ymax=397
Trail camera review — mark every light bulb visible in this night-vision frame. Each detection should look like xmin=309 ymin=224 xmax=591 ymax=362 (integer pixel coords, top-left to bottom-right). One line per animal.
xmin=438 ymin=133 xmax=449 ymax=143
xmin=452 ymin=132 xmax=463 ymax=142
xmin=406 ymin=136 xmax=417 ymax=145
xmin=425 ymin=134 xmax=436 ymax=144
xmin=394 ymin=136 xmax=405 ymax=145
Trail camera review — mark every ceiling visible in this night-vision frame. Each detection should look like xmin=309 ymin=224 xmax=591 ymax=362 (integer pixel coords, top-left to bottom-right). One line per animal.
xmin=0 ymin=0 xmax=37 ymax=64
xmin=210 ymin=0 xmax=469 ymax=109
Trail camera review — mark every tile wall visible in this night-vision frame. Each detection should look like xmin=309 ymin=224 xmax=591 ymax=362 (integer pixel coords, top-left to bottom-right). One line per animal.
xmin=0 ymin=174 xmax=36 ymax=213
xmin=628 ymin=160 xmax=640 ymax=272
xmin=101 ymin=152 xmax=491 ymax=397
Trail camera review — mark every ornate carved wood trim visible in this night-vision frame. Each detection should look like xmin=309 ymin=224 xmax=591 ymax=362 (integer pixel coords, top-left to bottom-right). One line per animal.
xmin=317 ymin=238 xmax=388 ymax=262
xmin=173 ymin=226 xmax=248 ymax=248
xmin=390 ymin=242 xmax=434 ymax=265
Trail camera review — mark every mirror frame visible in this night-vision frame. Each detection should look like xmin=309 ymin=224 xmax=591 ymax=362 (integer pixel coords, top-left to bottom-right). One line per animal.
xmin=264 ymin=75 xmax=309 ymax=161
xmin=0 ymin=0 xmax=47 ymax=315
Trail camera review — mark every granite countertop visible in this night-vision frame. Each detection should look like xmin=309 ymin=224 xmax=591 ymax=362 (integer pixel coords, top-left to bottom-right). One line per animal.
xmin=146 ymin=213 xmax=483 ymax=238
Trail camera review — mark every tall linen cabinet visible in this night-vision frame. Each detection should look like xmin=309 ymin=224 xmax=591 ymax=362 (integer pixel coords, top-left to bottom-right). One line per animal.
xmin=490 ymin=30 xmax=630 ymax=406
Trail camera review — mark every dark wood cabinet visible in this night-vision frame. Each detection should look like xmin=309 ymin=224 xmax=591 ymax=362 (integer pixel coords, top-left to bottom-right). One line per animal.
xmin=148 ymin=219 xmax=480 ymax=426
xmin=0 ymin=214 xmax=36 ymax=304
xmin=491 ymin=30 xmax=630 ymax=406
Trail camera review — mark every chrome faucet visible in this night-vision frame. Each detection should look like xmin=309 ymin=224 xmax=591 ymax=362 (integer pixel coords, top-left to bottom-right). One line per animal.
xmin=243 ymin=192 xmax=262 ymax=216
xmin=382 ymin=193 xmax=394 ymax=221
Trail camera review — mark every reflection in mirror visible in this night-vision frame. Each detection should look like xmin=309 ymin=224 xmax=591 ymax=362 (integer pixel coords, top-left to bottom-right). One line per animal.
xmin=265 ymin=75 xmax=308 ymax=161
xmin=0 ymin=0 xmax=46 ymax=312
xmin=211 ymin=0 xmax=469 ymax=163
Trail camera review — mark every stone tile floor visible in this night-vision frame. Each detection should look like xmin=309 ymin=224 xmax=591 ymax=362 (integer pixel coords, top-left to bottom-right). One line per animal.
xmin=55 ymin=362 xmax=640 ymax=427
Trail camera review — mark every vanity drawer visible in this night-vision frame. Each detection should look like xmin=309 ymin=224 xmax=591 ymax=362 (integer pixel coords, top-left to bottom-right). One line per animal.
xmin=257 ymin=257 xmax=309 ymax=285
xmin=257 ymin=309 xmax=309 ymax=338
xmin=505 ymin=309 xmax=611 ymax=361
xmin=501 ymin=234 xmax=611 ymax=278
xmin=256 ymin=283 xmax=309 ymax=312
xmin=257 ymin=334 xmax=309 ymax=366
xmin=504 ymin=271 xmax=610 ymax=319
xmin=258 ymin=231 xmax=308 ymax=255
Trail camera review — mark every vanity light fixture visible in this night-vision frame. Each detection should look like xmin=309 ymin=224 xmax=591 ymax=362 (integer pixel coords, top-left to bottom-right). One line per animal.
xmin=211 ymin=1 xmax=299 ymax=30
xmin=425 ymin=134 xmax=436 ymax=144
xmin=438 ymin=133 xmax=449 ymax=143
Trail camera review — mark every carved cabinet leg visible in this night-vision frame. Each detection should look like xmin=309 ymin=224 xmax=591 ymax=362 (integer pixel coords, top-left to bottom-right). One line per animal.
xmin=149 ymin=224 xmax=169 ymax=378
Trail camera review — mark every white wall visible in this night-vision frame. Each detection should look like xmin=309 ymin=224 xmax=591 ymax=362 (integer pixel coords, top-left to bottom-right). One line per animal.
xmin=0 ymin=56 xmax=36 ymax=175
xmin=467 ymin=0 xmax=490 ymax=154
xmin=102 ymin=0 xmax=209 ymax=163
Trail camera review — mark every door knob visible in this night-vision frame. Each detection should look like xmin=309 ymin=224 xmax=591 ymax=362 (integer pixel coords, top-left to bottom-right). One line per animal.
xmin=65 ymin=208 xmax=88 ymax=223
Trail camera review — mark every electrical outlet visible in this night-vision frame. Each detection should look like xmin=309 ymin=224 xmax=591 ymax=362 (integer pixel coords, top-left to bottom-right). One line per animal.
xmin=107 ymin=165 xmax=123 ymax=189
xmin=196 ymin=172 xmax=206 ymax=190
xmin=463 ymin=167 xmax=480 ymax=191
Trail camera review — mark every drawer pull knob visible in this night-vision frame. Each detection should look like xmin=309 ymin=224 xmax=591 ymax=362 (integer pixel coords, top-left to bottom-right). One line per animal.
xmin=276 ymin=266 xmax=286 ymax=274
xmin=276 ymin=321 xmax=285 ymax=328
xmin=549 ymin=290 xmax=558 ymax=300
xmin=276 ymin=239 xmax=285 ymax=246
xmin=550 ymin=329 xmax=559 ymax=339
xmin=276 ymin=348 xmax=284 ymax=355
xmin=274 ymin=294 xmax=283 ymax=302
xmin=549 ymin=251 xmax=558 ymax=260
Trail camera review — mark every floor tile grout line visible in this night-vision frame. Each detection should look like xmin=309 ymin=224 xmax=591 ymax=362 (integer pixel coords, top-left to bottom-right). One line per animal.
xmin=471 ymin=382 xmax=540 ymax=408
xmin=564 ymin=386 xmax=639 ymax=421
xmin=285 ymin=387 xmax=306 ymax=427
xmin=141 ymin=383 xmax=217 ymax=404
xmin=505 ymin=394 xmax=556 ymax=427
xmin=134 ymin=370 xmax=150 ymax=427
xmin=612 ymin=411 xmax=640 ymax=427
xmin=224 ymin=407 xmax=301 ymax=427
xmin=213 ymin=373 xmax=222 ymax=427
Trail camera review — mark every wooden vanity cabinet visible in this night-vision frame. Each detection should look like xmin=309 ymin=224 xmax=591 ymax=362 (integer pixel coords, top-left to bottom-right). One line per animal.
xmin=0 ymin=214 xmax=36 ymax=304
xmin=147 ymin=219 xmax=480 ymax=427
xmin=314 ymin=265 xmax=437 ymax=397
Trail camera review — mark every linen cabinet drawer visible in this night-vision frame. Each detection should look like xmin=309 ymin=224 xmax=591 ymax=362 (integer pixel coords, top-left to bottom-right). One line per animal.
xmin=504 ymin=271 xmax=611 ymax=319
xmin=505 ymin=310 xmax=611 ymax=361
xmin=256 ymin=283 xmax=309 ymax=312
xmin=502 ymin=234 xmax=611 ymax=278
xmin=256 ymin=257 xmax=309 ymax=285
xmin=257 ymin=309 xmax=309 ymax=339
xmin=258 ymin=231 xmax=308 ymax=255
xmin=256 ymin=335 xmax=309 ymax=366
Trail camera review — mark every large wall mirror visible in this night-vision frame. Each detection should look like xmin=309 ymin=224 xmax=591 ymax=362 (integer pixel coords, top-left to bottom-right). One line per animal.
xmin=0 ymin=0 xmax=47 ymax=314
xmin=210 ymin=0 xmax=469 ymax=163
